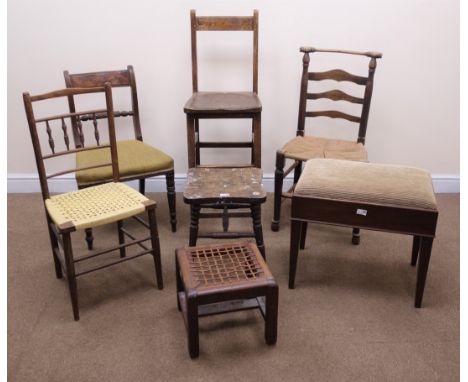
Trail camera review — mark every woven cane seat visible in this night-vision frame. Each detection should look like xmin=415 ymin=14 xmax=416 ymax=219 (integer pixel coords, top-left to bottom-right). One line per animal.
xmin=45 ymin=182 xmax=149 ymax=230
xmin=281 ymin=136 xmax=367 ymax=162
xmin=176 ymin=242 xmax=272 ymax=294
xmin=295 ymin=158 xmax=437 ymax=211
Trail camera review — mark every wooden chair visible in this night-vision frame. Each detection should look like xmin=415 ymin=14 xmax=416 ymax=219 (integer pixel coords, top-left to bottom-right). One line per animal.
xmin=271 ymin=47 xmax=382 ymax=244
xmin=183 ymin=10 xmax=266 ymax=256
xmin=23 ymin=84 xmax=163 ymax=320
xmin=184 ymin=9 xmax=261 ymax=168
xmin=64 ymin=66 xmax=176 ymax=251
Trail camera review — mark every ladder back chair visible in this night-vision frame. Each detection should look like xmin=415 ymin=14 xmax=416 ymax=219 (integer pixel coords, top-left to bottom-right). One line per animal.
xmin=23 ymin=84 xmax=163 ymax=321
xmin=183 ymin=10 xmax=266 ymax=257
xmin=271 ymin=47 xmax=382 ymax=243
xmin=184 ymin=9 xmax=261 ymax=168
xmin=64 ymin=66 xmax=176 ymax=252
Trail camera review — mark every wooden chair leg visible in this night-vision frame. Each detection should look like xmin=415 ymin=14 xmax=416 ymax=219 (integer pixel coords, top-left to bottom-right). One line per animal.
xmin=253 ymin=113 xmax=261 ymax=168
xmin=84 ymin=228 xmax=94 ymax=250
xmin=265 ymin=282 xmax=278 ymax=345
xmin=139 ymin=178 xmax=146 ymax=195
xmin=195 ymin=118 xmax=200 ymax=166
xmin=189 ymin=205 xmax=201 ymax=247
xmin=293 ymin=161 xmax=302 ymax=183
xmin=176 ymin=256 xmax=183 ymax=312
xmin=251 ymin=204 xmax=266 ymax=259
xmin=271 ymin=151 xmax=285 ymax=232
xmin=300 ymin=222 xmax=308 ymax=250
xmin=62 ymin=232 xmax=79 ymax=321
xmin=187 ymin=292 xmax=199 ymax=358
xmin=117 ymin=220 xmax=126 ymax=258
xmin=289 ymin=219 xmax=302 ymax=289
xmin=147 ymin=206 xmax=163 ymax=290
xmin=411 ymin=236 xmax=421 ymax=266
xmin=415 ymin=236 xmax=434 ymax=308
xmin=165 ymin=170 xmax=177 ymax=232
xmin=352 ymin=228 xmax=361 ymax=245
xmin=46 ymin=215 xmax=63 ymax=279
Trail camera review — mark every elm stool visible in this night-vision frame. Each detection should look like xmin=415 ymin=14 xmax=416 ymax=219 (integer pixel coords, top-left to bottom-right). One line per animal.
xmin=176 ymin=242 xmax=278 ymax=358
xmin=289 ymin=158 xmax=438 ymax=308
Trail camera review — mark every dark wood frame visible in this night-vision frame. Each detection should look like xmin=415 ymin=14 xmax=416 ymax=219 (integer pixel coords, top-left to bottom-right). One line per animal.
xmin=64 ymin=66 xmax=177 ymax=242
xmin=289 ymin=195 xmax=438 ymax=308
xmin=184 ymin=10 xmax=266 ymax=250
xmin=23 ymin=85 xmax=163 ymax=320
xmin=186 ymin=9 xmax=261 ymax=168
xmin=176 ymin=242 xmax=278 ymax=358
xmin=271 ymin=47 xmax=382 ymax=238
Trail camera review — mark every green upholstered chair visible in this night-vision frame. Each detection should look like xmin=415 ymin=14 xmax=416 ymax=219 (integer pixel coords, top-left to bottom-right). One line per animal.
xmin=64 ymin=66 xmax=176 ymax=249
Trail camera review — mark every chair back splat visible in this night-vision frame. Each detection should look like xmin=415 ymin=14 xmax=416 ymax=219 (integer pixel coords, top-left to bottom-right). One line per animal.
xmin=297 ymin=47 xmax=382 ymax=145
xmin=23 ymin=85 xmax=118 ymax=201
xmin=190 ymin=9 xmax=259 ymax=94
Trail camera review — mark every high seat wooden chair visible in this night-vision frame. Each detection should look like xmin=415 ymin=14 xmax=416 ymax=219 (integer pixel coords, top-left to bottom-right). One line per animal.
xmin=271 ymin=47 xmax=382 ymax=244
xmin=183 ymin=10 xmax=267 ymax=257
xmin=64 ymin=66 xmax=176 ymax=251
xmin=23 ymin=84 xmax=163 ymax=320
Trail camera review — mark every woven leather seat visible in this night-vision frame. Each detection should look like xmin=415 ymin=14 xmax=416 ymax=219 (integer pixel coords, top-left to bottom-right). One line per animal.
xmin=76 ymin=140 xmax=174 ymax=186
xmin=45 ymin=182 xmax=149 ymax=230
xmin=295 ymin=158 xmax=437 ymax=211
xmin=281 ymin=136 xmax=368 ymax=162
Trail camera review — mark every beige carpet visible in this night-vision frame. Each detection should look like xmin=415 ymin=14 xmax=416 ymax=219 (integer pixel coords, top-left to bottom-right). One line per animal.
xmin=8 ymin=193 xmax=459 ymax=381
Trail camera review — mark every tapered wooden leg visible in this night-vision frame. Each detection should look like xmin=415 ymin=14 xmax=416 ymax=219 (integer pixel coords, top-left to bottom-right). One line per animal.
xmin=411 ymin=236 xmax=421 ymax=266
xmin=175 ymin=256 xmax=183 ymax=311
xmin=187 ymin=293 xmax=199 ymax=358
xmin=265 ymin=282 xmax=278 ymax=345
xmin=166 ymin=170 xmax=177 ymax=232
xmin=300 ymin=222 xmax=308 ymax=250
xmin=271 ymin=151 xmax=285 ymax=232
xmin=293 ymin=161 xmax=302 ymax=183
xmin=352 ymin=228 xmax=361 ymax=245
xmin=147 ymin=206 xmax=163 ymax=290
xmin=189 ymin=205 xmax=201 ymax=247
xmin=85 ymin=228 xmax=94 ymax=250
xmin=117 ymin=220 xmax=126 ymax=258
xmin=251 ymin=204 xmax=266 ymax=259
xmin=289 ymin=219 xmax=302 ymax=289
xmin=46 ymin=215 xmax=62 ymax=279
xmin=415 ymin=237 xmax=434 ymax=308
xmin=62 ymin=232 xmax=79 ymax=321
xmin=139 ymin=178 xmax=146 ymax=195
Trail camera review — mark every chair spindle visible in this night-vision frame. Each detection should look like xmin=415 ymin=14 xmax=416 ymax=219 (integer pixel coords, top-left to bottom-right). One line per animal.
xmin=45 ymin=120 xmax=55 ymax=154
xmin=61 ymin=118 xmax=70 ymax=150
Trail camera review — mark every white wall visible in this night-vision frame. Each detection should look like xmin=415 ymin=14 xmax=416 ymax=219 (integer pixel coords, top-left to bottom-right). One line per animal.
xmin=7 ymin=0 xmax=460 ymax=190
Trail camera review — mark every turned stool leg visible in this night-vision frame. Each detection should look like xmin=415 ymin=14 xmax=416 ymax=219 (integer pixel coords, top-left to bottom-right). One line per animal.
xmin=271 ymin=151 xmax=285 ymax=232
xmin=187 ymin=292 xmax=199 ymax=358
xmin=289 ymin=219 xmax=302 ymax=289
xmin=352 ymin=228 xmax=360 ymax=245
xmin=251 ymin=204 xmax=266 ymax=259
xmin=265 ymin=282 xmax=278 ymax=345
xmin=415 ymin=237 xmax=434 ymax=308
xmin=189 ymin=205 xmax=201 ymax=247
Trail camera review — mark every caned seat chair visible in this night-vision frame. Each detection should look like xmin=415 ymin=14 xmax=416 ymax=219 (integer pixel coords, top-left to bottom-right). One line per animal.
xmin=64 ymin=66 xmax=176 ymax=251
xmin=23 ymin=84 xmax=163 ymax=321
xmin=271 ymin=47 xmax=382 ymax=244
xmin=183 ymin=10 xmax=266 ymax=257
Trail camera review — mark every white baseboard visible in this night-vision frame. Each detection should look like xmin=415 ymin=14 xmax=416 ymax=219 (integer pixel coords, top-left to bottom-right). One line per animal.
xmin=7 ymin=173 xmax=460 ymax=193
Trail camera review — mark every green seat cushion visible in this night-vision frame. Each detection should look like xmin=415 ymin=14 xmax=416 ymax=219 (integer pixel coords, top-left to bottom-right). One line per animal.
xmin=76 ymin=140 xmax=174 ymax=185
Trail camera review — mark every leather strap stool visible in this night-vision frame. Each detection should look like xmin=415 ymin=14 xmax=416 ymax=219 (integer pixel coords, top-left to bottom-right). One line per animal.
xmin=176 ymin=242 xmax=278 ymax=358
xmin=289 ymin=158 xmax=438 ymax=308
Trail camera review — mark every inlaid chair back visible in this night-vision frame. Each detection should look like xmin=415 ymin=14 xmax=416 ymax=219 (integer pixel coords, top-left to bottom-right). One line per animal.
xmin=298 ymin=47 xmax=382 ymax=145
xmin=64 ymin=66 xmax=142 ymax=148
xmin=23 ymin=85 xmax=118 ymax=201
xmin=190 ymin=9 xmax=259 ymax=93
